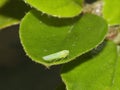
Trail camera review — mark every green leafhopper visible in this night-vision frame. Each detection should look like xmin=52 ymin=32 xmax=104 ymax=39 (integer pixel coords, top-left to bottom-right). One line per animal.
xmin=42 ymin=50 xmax=69 ymax=62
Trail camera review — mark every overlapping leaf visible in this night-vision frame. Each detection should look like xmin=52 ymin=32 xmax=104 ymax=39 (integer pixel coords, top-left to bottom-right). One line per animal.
xmin=24 ymin=0 xmax=83 ymax=17
xmin=61 ymin=41 xmax=120 ymax=90
xmin=20 ymin=9 xmax=108 ymax=67
xmin=0 ymin=0 xmax=30 ymax=29
xmin=103 ymin=0 xmax=120 ymax=25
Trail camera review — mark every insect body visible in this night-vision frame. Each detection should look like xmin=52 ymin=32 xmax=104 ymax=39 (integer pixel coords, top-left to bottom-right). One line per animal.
xmin=42 ymin=50 xmax=69 ymax=62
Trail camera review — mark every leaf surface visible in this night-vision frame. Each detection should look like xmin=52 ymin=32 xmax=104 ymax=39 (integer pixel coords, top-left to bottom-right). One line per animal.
xmin=20 ymin=10 xmax=108 ymax=66
xmin=0 ymin=0 xmax=30 ymax=29
xmin=25 ymin=0 xmax=83 ymax=17
xmin=103 ymin=0 xmax=120 ymax=25
xmin=61 ymin=41 xmax=120 ymax=90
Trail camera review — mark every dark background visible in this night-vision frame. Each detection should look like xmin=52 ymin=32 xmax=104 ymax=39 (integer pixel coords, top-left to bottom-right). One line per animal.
xmin=0 ymin=25 xmax=62 ymax=90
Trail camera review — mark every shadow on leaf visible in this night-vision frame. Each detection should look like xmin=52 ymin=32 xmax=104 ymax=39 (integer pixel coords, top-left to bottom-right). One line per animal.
xmin=61 ymin=41 xmax=107 ymax=73
xmin=0 ymin=0 xmax=30 ymax=19
xmin=31 ymin=9 xmax=82 ymax=27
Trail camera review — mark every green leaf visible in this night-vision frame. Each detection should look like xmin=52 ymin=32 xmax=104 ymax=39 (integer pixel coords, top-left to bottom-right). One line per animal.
xmin=24 ymin=0 xmax=83 ymax=18
xmin=19 ymin=9 xmax=108 ymax=67
xmin=61 ymin=41 xmax=120 ymax=90
xmin=0 ymin=0 xmax=7 ymax=7
xmin=111 ymin=46 xmax=120 ymax=90
xmin=103 ymin=0 xmax=120 ymax=25
xmin=0 ymin=0 xmax=30 ymax=29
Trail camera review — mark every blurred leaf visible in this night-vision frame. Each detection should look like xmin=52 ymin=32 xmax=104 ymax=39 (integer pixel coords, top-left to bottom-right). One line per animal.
xmin=103 ymin=0 xmax=120 ymax=25
xmin=0 ymin=0 xmax=30 ymax=29
xmin=20 ymin=9 xmax=108 ymax=67
xmin=25 ymin=0 xmax=83 ymax=17
xmin=61 ymin=41 xmax=120 ymax=90
xmin=0 ymin=0 xmax=7 ymax=7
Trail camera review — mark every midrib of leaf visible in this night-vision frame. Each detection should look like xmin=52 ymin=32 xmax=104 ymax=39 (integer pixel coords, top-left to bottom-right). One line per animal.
xmin=110 ymin=46 xmax=120 ymax=88
xmin=111 ymin=52 xmax=118 ymax=86
xmin=67 ymin=25 xmax=74 ymax=34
